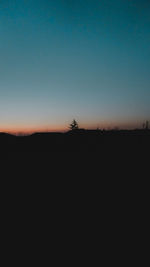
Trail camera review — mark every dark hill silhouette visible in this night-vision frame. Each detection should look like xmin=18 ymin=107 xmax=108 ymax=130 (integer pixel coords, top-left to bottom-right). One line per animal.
xmin=1 ymin=128 xmax=149 ymax=194
xmin=1 ymin=128 xmax=149 ymax=253
xmin=1 ymin=129 xmax=150 ymax=167
xmin=1 ymin=128 xmax=149 ymax=209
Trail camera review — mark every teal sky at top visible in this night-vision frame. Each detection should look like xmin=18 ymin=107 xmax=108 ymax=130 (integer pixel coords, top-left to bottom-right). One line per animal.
xmin=0 ymin=0 xmax=150 ymax=131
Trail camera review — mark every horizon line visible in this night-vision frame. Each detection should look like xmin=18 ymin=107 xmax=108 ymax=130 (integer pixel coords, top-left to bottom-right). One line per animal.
xmin=0 ymin=127 xmax=149 ymax=136
xmin=0 ymin=120 xmax=149 ymax=134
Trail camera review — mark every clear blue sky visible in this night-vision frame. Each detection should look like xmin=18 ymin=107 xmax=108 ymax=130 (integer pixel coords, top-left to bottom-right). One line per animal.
xmin=0 ymin=0 xmax=150 ymax=132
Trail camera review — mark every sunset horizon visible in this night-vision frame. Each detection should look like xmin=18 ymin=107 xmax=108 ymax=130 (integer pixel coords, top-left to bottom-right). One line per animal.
xmin=0 ymin=0 xmax=150 ymax=134
xmin=1 ymin=0 xmax=149 ymax=248
xmin=0 ymin=119 xmax=148 ymax=135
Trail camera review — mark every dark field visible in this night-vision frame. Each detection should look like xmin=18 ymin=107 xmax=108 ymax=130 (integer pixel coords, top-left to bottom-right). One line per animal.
xmin=1 ymin=129 xmax=149 ymax=215
xmin=1 ymin=129 xmax=149 ymax=176
xmin=1 ymin=129 xmax=149 ymax=254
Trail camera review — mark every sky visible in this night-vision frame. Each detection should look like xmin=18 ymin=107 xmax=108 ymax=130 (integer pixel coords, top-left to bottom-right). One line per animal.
xmin=0 ymin=0 xmax=150 ymax=133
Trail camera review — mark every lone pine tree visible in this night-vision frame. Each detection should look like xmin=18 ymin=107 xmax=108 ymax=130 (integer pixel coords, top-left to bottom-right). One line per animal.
xmin=69 ymin=119 xmax=79 ymax=131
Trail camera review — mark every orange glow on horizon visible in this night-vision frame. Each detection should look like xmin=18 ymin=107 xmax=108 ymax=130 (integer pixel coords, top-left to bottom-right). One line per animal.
xmin=0 ymin=120 xmax=143 ymax=135
xmin=0 ymin=123 xmax=67 ymax=135
xmin=0 ymin=127 xmax=66 ymax=135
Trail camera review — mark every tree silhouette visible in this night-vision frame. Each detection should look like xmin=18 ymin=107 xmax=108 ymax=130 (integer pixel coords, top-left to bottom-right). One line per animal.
xmin=69 ymin=119 xmax=79 ymax=130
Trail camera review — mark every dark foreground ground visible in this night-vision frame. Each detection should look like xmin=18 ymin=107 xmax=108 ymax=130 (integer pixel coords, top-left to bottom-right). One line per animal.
xmin=1 ymin=128 xmax=149 ymax=200
xmin=1 ymin=128 xmax=149 ymax=203
xmin=1 ymin=129 xmax=149 ymax=175
xmin=0 ymin=129 xmax=149 ymax=260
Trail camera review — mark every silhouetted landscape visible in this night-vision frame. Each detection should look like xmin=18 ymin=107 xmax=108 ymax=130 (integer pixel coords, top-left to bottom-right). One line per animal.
xmin=1 ymin=129 xmax=149 ymax=177
xmin=1 ymin=1 xmax=150 ymax=257
xmin=1 ymin=127 xmax=149 ymax=261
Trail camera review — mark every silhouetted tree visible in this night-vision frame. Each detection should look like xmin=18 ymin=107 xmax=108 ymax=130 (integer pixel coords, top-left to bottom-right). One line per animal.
xmin=69 ymin=119 xmax=79 ymax=130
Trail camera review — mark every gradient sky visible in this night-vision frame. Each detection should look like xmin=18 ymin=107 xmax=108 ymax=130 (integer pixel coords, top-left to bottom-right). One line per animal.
xmin=0 ymin=0 xmax=150 ymax=133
